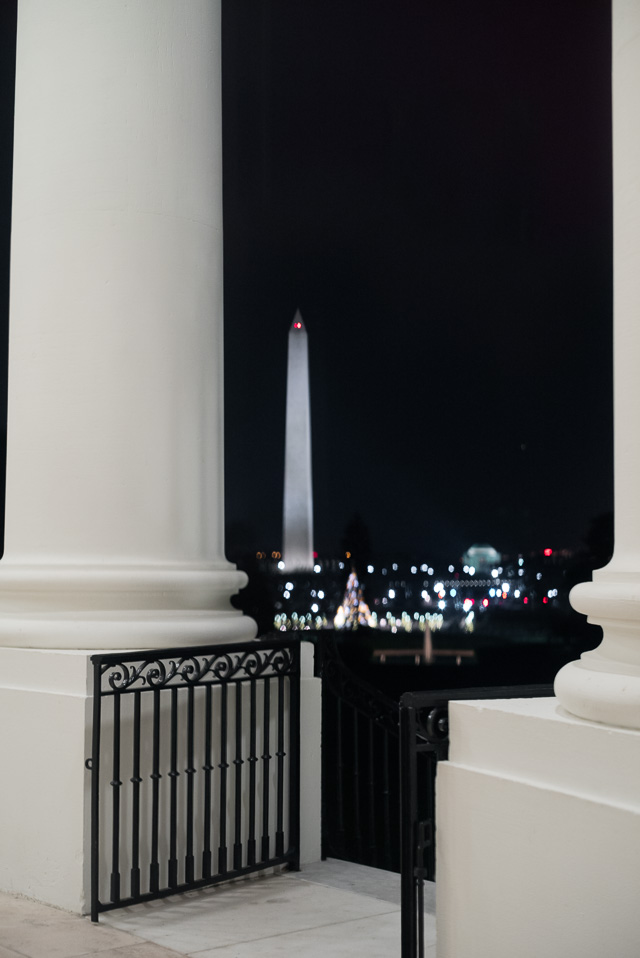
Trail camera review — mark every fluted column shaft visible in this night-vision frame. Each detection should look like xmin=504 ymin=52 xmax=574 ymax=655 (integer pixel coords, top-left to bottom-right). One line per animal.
xmin=0 ymin=0 xmax=253 ymax=648
xmin=555 ymin=0 xmax=640 ymax=727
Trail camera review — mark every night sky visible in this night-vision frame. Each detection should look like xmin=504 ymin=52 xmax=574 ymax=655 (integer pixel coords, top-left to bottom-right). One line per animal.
xmin=0 ymin=1 xmax=613 ymax=564
xmin=222 ymin=0 xmax=613 ymax=563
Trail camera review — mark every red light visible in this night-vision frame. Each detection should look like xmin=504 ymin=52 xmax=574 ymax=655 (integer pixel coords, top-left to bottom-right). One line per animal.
xmin=482 ymin=598 xmax=489 ymax=607
xmin=543 ymin=596 xmax=548 ymax=604
xmin=543 ymin=548 xmax=553 ymax=557
xmin=523 ymin=597 xmax=528 ymax=604
xmin=294 ymin=322 xmax=302 ymax=329
xmin=313 ymin=551 xmax=318 ymax=558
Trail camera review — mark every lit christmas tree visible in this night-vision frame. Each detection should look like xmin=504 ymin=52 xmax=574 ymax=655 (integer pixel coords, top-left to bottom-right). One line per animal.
xmin=333 ymin=571 xmax=376 ymax=629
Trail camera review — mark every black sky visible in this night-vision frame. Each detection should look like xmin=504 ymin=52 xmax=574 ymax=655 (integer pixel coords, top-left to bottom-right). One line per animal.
xmin=222 ymin=0 xmax=613 ymax=562
xmin=0 ymin=1 xmax=613 ymax=564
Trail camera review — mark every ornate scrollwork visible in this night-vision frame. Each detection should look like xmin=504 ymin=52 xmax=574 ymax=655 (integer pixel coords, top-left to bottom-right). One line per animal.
xmin=100 ymin=642 xmax=297 ymax=694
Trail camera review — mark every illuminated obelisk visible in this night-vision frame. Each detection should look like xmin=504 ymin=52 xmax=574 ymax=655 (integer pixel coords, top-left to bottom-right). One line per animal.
xmin=282 ymin=311 xmax=314 ymax=570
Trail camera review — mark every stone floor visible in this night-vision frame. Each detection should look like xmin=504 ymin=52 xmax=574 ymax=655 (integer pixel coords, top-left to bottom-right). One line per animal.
xmin=0 ymin=861 xmax=436 ymax=958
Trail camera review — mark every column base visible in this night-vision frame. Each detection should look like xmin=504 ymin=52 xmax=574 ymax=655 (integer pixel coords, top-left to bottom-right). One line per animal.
xmin=556 ymin=574 xmax=640 ymax=730
xmin=0 ymin=562 xmax=256 ymax=649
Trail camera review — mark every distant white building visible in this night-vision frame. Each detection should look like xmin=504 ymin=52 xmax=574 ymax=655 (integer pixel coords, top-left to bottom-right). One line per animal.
xmin=461 ymin=542 xmax=501 ymax=573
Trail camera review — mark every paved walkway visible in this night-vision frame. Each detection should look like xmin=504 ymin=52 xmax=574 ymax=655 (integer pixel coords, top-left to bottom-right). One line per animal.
xmin=0 ymin=861 xmax=436 ymax=958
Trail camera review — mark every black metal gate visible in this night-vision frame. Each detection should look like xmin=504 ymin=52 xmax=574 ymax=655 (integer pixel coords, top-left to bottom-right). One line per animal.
xmin=317 ymin=633 xmax=401 ymax=872
xmin=399 ymin=684 xmax=553 ymax=958
xmin=86 ymin=636 xmax=300 ymax=921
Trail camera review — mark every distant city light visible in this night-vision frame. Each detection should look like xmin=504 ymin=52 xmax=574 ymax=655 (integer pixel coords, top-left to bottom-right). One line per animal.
xmin=411 ymin=566 xmax=417 ymax=574
xmin=382 ymin=597 xmax=388 ymax=605
xmin=482 ymin=598 xmax=489 ymax=607
xmin=345 ymin=551 xmax=351 ymax=559
xmin=518 ymin=569 xmax=524 ymax=576
xmin=450 ymin=588 xmax=457 ymax=597
xmin=463 ymin=598 xmax=473 ymax=612
xmin=388 ymin=589 xmax=396 ymax=599
xmin=392 ymin=563 xmax=398 ymax=571
xmin=518 ymin=558 xmax=524 ymax=567
xmin=502 ymin=583 xmax=510 ymax=592
xmin=489 ymin=588 xmax=496 ymax=597
xmin=420 ymin=564 xmax=428 ymax=572
xmin=491 ymin=569 xmax=499 ymax=578
xmin=313 ymin=564 xmax=321 ymax=573
xmin=428 ymin=567 xmax=434 ymax=575
xmin=434 ymin=582 xmax=444 ymax=592
xmin=367 ymin=565 xmax=374 ymax=573
xmin=283 ymin=590 xmax=290 ymax=599
xmin=468 ymin=566 xmax=475 ymax=576
xmin=463 ymin=565 xmax=469 ymax=573
xmin=536 ymin=573 xmax=542 ymax=580
xmin=318 ymin=590 xmax=325 ymax=599
xmin=514 ymin=589 xmax=521 ymax=598
xmin=382 ymin=568 xmax=387 ymax=575
xmin=448 ymin=565 xmax=454 ymax=573
xmin=285 ymin=581 xmax=294 ymax=590
xmin=438 ymin=600 xmax=446 ymax=610
xmin=311 ymin=603 xmax=319 ymax=613
xmin=278 ymin=560 xmax=285 ymax=570
xmin=339 ymin=561 xmax=344 ymax=570
xmin=421 ymin=590 xmax=429 ymax=600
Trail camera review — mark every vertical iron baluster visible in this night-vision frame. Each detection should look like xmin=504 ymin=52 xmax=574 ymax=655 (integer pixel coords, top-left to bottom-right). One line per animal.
xmin=168 ymin=687 xmax=179 ymax=888
xmin=288 ymin=646 xmax=301 ymax=869
xmin=130 ymin=690 xmax=142 ymax=899
xmin=185 ymin=684 xmax=195 ymax=883
xmin=336 ymin=696 xmax=345 ymax=855
xmin=275 ymin=674 xmax=286 ymax=856
xmin=261 ymin=677 xmax=271 ymax=861
xmin=247 ymin=679 xmax=257 ymax=866
xmin=202 ymin=684 xmax=213 ymax=878
xmin=367 ymin=718 xmax=376 ymax=867
xmin=150 ymin=688 xmax=161 ymax=893
xmin=353 ymin=706 xmax=362 ymax=860
xmin=110 ymin=692 xmax=122 ymax=903
xmin=382 ymin=730 xmax=392 ymax=871
xmin=89 ymin=660 xmax=102 ymax=922
xmin=217 ymin=682 xmax=228 ymax=874
xmin=233 ymin=683 xmax=243 ymax=870
xmin=400 ymin=704 xmax=418 ymax=958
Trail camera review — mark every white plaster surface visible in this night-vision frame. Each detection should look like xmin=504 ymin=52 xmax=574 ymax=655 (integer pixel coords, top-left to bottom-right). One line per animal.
xmin=2 ymin=0 xmax=252 ymax=649
xmin=437 ymin=698 xmax=640 ymax=958
xmin=299 ymin=642 xmax=322 ymax=864
xmin=0 ymin=649 xmax=92 ymax=913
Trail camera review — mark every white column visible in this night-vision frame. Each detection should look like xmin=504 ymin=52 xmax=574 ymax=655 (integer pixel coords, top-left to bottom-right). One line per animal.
xmin=555 ymin=0 xmax=640 ymax=729
xmin=0 ymin=0 xmax=254 ymax=649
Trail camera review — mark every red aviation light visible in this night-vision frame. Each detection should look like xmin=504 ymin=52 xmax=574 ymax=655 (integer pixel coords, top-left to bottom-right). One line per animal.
xmin=294 ymin=322 xmax=302 ymax=329
xmin=543 ymin=548 xmax=553 ymax=556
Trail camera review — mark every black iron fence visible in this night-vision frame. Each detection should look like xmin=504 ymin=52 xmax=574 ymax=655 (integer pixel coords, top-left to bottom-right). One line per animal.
xmin=86 ymin=637 xmax=300 ymax=921
xmin=316 ymin=633 xmax=401 ymax=872
xmin=399 ymin=684 xmax=554 ymax=958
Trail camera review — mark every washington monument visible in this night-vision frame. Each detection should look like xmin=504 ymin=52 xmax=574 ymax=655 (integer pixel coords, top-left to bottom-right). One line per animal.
xmin=282 ymin=311 xmax=314 ymax=570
